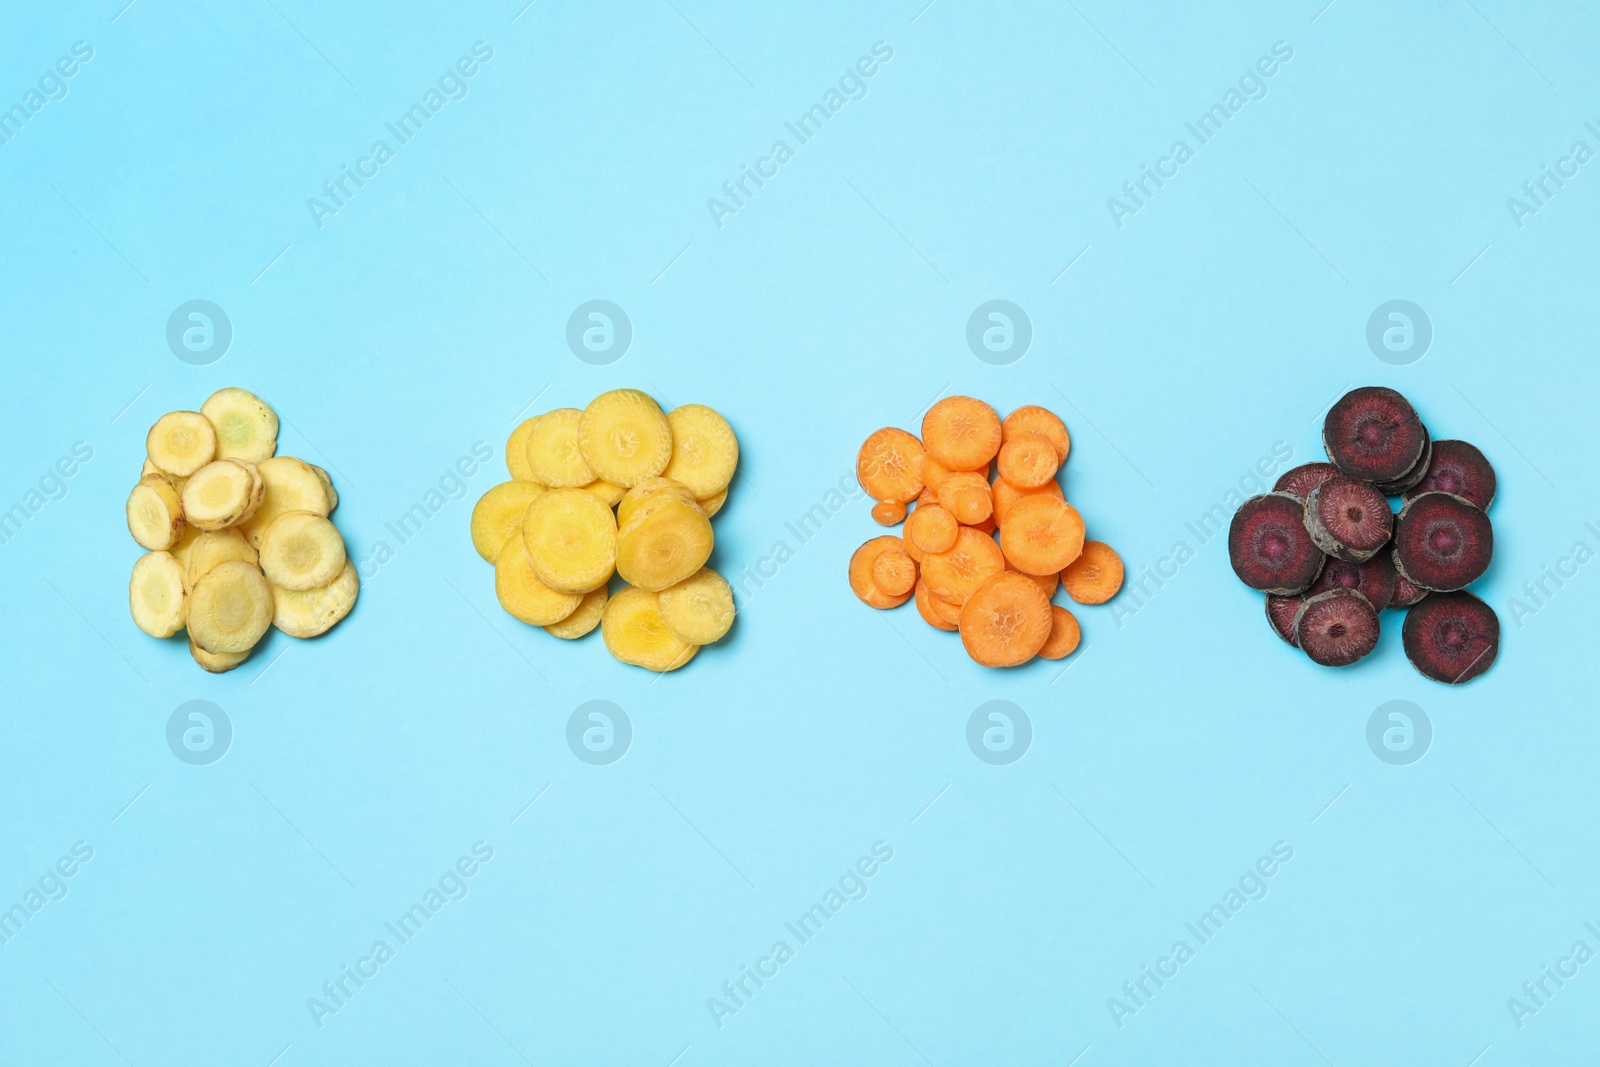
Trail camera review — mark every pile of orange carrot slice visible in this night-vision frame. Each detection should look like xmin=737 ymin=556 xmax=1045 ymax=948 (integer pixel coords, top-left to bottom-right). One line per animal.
xmin=850 ymin=397 xmax=1122 ymax=668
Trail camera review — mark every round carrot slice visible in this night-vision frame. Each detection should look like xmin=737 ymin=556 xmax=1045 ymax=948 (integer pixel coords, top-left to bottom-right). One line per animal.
xmin=992 ymin=478 xmax=1063 ymax=525
xmin=937 ymin=470 xmax=993 ymax=525
xmin=856 ymin=428 xmax=925 ymax=504
xmin=871 ymin=547 xmax=917 ymax=597
xmin=1038 ymin=605 xmax=1081 ymax=660
xmin=997 ymin=431 xmax=1060 ymax=489
xmin=920 ymin=454 xmax=951 ymax=494
xmin=905 ymin=504 xmax=958 ymax=556
xmin=967 ymin=514 xmax=996 ymax=535
xmin=914 ymin=579 xmax=957 ymax=631
xmin=1025 ymin=569 xmax=1059 ymax=601
xmin=958 ymin=572 xmax=1053 ymax=667
xmin=871 ymin=500 xmax=907 ymax=526
xmin=922 ymin=526 xmax=1005 ymax=605
xmin=1061 ymin=540 xmax=1124 ymax=604
xmin=928 ymin=589 xmax=962 ymax=627
xmin=1002 ymin=405 xmax=1070 ymax=463
xmin=921 ymin=396 xmax=1001 ymax=472
xmin=849 ymin=536 xmax=913 ymax=609
xmin=999 ymin=495 xmax=1085 ymax=575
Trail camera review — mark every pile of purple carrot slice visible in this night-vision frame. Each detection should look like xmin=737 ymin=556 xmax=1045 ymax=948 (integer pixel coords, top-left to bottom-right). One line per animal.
xmin=1229 ymin=386 xmax=1498 ymax=684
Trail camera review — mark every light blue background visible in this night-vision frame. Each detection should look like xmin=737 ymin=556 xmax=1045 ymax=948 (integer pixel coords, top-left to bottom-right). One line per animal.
xmin=2 ymin=1 xmax=1597 ymax=1063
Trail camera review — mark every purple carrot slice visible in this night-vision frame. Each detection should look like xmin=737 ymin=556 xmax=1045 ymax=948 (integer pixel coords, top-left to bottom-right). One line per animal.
xmin=1265 ymin=594 xmax=1302 ymax=646
xmin=1273 ymin=462 xmax=1340 ymax=501
xmin=1294 ymin=589 xmax=1380 ymax=667
xmin=1306 ymin=552 xmax=1396 ymax=612
xmin=1403 ymin=590 xmax=1499 ymax=683
xmin=1322 ymin=386 xmax=1428 ymax=483
xmin=1402 ymin=439 xmax=1496 ymax=510
xmin=1376 ymin=427 xmax=1433 ymax=495
xmin=1392 ymin=491 xmax=1492 ymax=591
xmin=1304 ymin=475 xmax=1394 ymax=562
xmin=1390 ymin=571 xmax=1430 ymax=608
xmin=1229 ymin=492 xmax=1324 ymax=594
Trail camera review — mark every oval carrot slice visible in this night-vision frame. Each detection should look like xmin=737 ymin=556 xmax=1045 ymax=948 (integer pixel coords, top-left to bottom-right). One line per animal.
xmin=997 ymin=431 xmax=1060 ymax=489
xmin=1038 ymin=605 xmax=1081 ymax=659
xmin=871 ymin=500 xmax=907 ymax=526
xmin=1061 ymin=540 xmax=1124 ymax=604
xmin=921 ymin=396 xmax=1002 ymax=472
xmin=1002 ymin=405 xmax=1070 ymax=463
xmin=856 ymin=428 xmax=925 ymax=504
xmin=922 ymin=526 xmax=1005 ymax=605
xmin=999 ymin=495 xmax=1085 ymax=575
xmin=849 ymin=535 xmax=914 ymax=609
xmin=915 ymin=579 xmax=957 ymax=631
xmin=871 ymin=546 xmax=917 ymax=597
xmin=905 ymin=504 xmax=958 ymax=556
xmin=937 ymin=470 xmax=994 ymax=525
xmin=967 ymin=514 xmax=996 ymax=535
xmin=958 ymin=572 xmax=1053 ymax=666
xmin=992 ymin=478 xmax=1063 ymax=525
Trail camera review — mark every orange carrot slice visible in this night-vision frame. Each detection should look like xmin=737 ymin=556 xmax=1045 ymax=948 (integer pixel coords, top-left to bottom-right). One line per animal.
xmin=920 ymin=454 xmax=951 ymax=494
xmin=871 ymin=500 xmax=907 ymax=526
xmin=928 ymin=589 xmax=962 ymax=626
xmin=937 ymin=470 xmax=993 ymax=525
xmin=905 ymin=504 xmax=958 ymax=556
xmin=1061 ymin=540 xmax=1123 ymax=604
xmin=997 ymin=431 xmax=1060 ymax=489
xmin=992 ymin=478 xmax=1064 ymax=525
xmin=999 ymin=495 xmax=1085 ymax=575
xmin=915 ymin=579 xmax=957 ymax=631
xmin=856 ymin=428 xmax=925 ymax=503
xmin=849 ymin=535 xmax=914 ymax=608
xmin=958 ymin=571 xmax=1053 ymax=666
xmin=922 ymin=526 xmax=1005 ymax=605
xmin=1025 ymin=569 xmax=1059 ymax=601
xmin=901 ymin=525 xmax=926 ymax=564
xmin=1037 ymin=605 xmax=1081 ymax=659
xmin=1002 ymin=405 xmax=1070 ymax=463
xmin=921 ymin=396 xmax=1002 ymax=472
xmin=871 ymin=546 xmax=917 ymax=597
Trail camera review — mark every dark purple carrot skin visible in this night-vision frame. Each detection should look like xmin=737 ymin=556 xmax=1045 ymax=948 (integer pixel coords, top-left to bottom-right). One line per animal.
xmin=1403 ymin=439 xmax=1497 ymax=510
xmin=1322 ymin=386 xmax=1428 ymax=484
xmin=1304 ymin=476 xmax=1394 ymax=563
xmin=1392 ymin=491 xmax=1493 ymax=592
xmin=1293 ymin=589 xmax=1380 ymax=667
xmin=1273 ymin=462 xmax=1340 ymax=501
xmin=1230 ymin=492 xmax=1325 ymax=594
xmin=1403 ymin=590 xmax=1499 ymax=684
